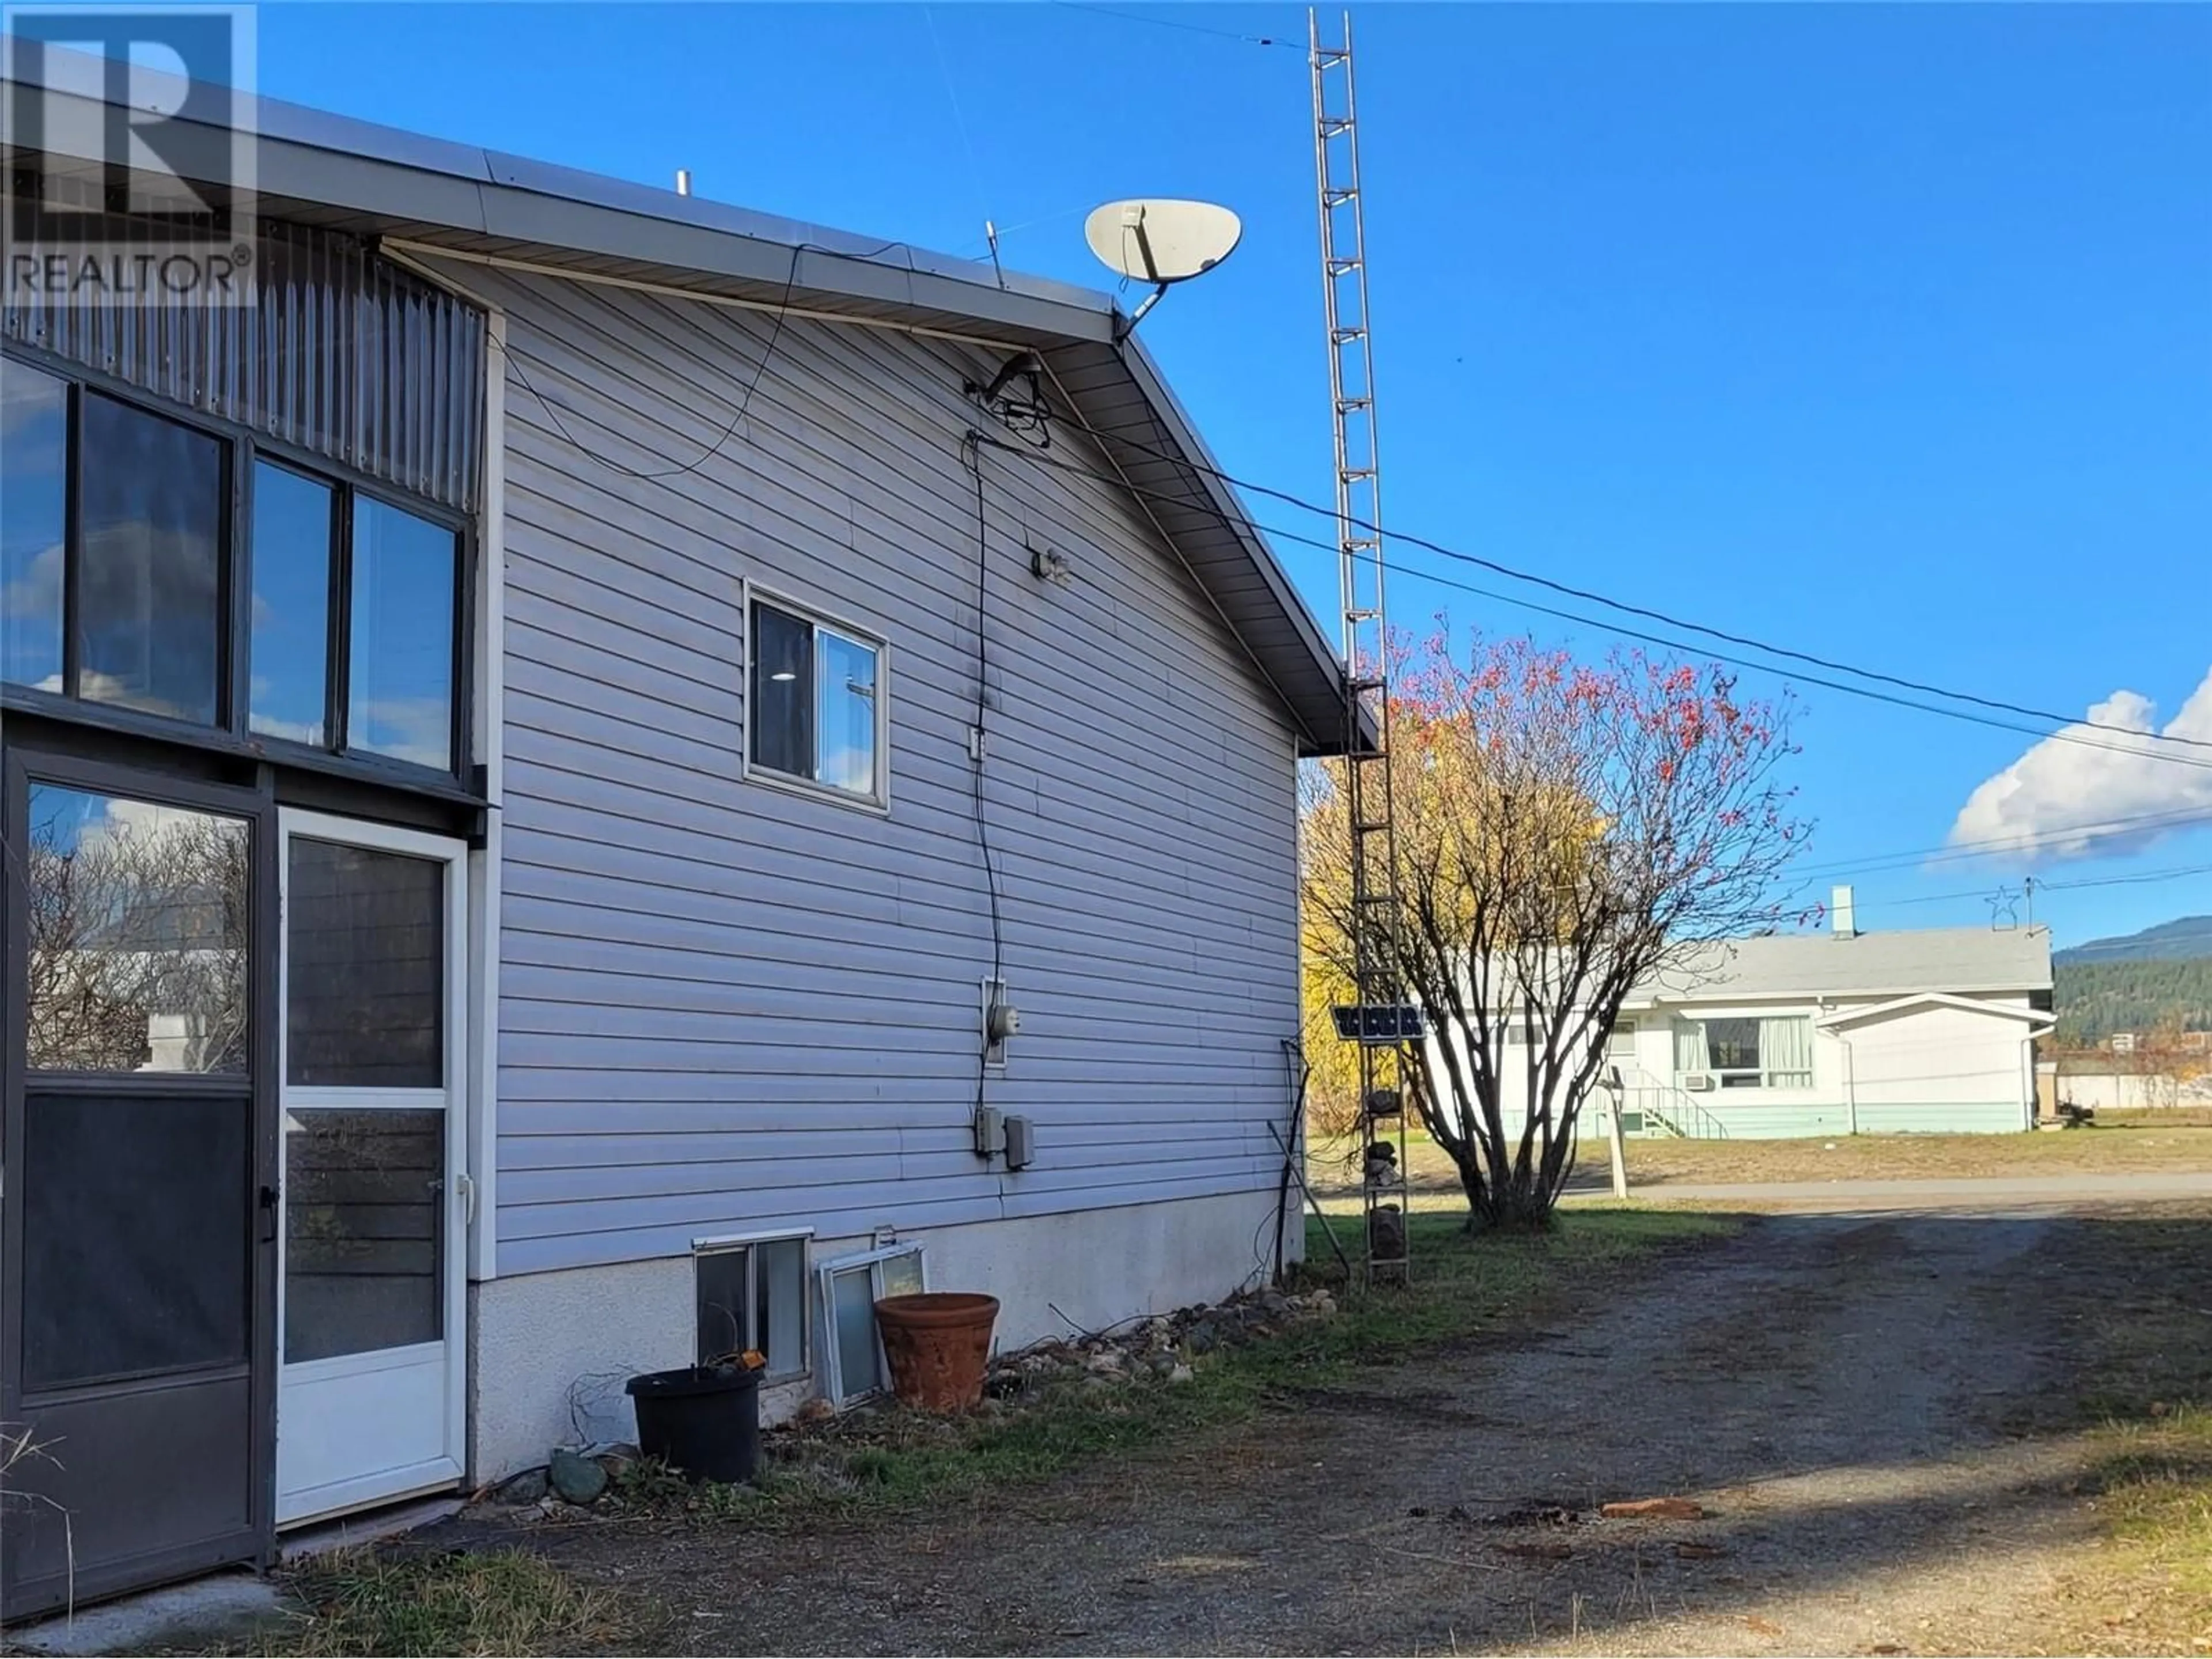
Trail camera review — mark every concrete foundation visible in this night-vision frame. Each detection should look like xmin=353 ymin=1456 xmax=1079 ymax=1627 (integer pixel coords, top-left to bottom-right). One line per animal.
xmin=469 ymin=1185 xmax=1295 ymax=1480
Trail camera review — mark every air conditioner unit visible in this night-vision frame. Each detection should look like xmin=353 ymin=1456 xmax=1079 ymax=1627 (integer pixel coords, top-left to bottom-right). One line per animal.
xmin=1683 ymin=1074 xmax=1715 ymax=1092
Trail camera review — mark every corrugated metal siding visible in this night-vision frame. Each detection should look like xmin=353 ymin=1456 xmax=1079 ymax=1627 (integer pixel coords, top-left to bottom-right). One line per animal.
xmin=463 ymin=262 xmax=1304 ymax=1277
xmin=2 ymin=218 xmax=483 ymax=510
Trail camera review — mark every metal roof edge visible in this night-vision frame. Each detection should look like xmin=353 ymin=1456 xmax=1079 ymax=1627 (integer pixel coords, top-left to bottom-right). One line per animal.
xmin=3 ymin=36 xmax=1357 ymax=749
xmin=1 ymin=39 xmax=1115 ymax=325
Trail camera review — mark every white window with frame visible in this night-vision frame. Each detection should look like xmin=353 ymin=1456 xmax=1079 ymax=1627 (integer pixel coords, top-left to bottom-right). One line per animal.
xmin=747 ymin=591 xmax=887 ymax=807
xmin=694 ymin=1233 xmax=810 ymax=1382
xmin=817 ymin=1243 xmax=925 ymax=1406
xmin=1675 ymin=1016 xmax=1815 ymax=1090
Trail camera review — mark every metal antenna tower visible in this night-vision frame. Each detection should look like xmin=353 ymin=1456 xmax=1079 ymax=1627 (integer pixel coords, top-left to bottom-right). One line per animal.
xmin=1312 ymin=7 xmax=1409 ymax=1285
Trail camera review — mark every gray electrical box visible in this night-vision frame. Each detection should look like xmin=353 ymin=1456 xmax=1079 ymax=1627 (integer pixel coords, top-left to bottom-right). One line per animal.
xmin=1003 ymin=1114 xmax=1036 ymax=1170
xmin=972 ymin=1106 xmax=1005 ymax=1158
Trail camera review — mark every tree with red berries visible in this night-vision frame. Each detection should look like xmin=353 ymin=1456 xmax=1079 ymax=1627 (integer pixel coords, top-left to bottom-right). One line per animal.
xmin=1302 ymin=631 xmax=1808 ymax=1228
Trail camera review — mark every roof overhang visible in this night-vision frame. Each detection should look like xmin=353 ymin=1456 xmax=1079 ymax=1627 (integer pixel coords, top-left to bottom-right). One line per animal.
xmin=1815 ymin=993 xmax=2059 ymax=1032
xmin=3 ymin=40 xmax=1366 ymax=755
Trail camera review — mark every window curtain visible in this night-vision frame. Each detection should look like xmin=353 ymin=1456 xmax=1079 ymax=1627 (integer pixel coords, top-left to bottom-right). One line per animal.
xmin=1761 ymin=1016 xmax=1815 ymax=1088
xmin=1673 ymin=1020 xmax=1705 ymax=1075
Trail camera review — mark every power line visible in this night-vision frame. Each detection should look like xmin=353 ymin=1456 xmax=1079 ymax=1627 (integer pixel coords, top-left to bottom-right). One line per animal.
xmin=1796 ymin=808 xmax=2212 ymax=880
xmin=973 ymin=429 xmax=2212 ymax=775
xmin=1051 ymin=1 xmax=1303 ymax=50
xmin=2044 ymin=862 xmax=2212 ymax=893
xmin=1854 ymin=863 xmax=2212 ymax=914
xmin=1069 ymin=418 xmax=2212 ymax=757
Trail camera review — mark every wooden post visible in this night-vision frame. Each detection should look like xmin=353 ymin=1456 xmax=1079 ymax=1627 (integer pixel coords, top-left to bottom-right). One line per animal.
xmin=1607 ymin=1082 xmax=1630 ymax=1200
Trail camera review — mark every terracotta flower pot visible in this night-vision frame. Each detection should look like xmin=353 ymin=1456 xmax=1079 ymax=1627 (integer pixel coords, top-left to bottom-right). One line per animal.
xmin=873 ymin=1292 xmax=1000 ymax=1412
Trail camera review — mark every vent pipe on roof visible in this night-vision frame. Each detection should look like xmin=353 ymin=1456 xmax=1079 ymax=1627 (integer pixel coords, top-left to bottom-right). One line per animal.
xmin=1831 ymin=885 xmax=1858 ymax=939
xmin=675 ymin=169 xmax=692 ymax=198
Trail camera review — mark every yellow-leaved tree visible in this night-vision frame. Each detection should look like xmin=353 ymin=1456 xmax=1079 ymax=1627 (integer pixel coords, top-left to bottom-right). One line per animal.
xmin=1302 ymin=630 xmax=1808 ymax=1229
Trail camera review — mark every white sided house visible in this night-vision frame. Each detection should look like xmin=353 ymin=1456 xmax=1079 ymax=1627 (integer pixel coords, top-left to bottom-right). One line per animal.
xmin=1448 ymin=888 xmax=2056 ymax=1144
xmin=0 ymin=58 xmax=1353 ymax=1618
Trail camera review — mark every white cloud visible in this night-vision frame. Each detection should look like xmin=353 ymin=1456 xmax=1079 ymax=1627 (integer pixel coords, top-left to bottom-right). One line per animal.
xmin=1947 ymin=666 xmax=2212 ymax=862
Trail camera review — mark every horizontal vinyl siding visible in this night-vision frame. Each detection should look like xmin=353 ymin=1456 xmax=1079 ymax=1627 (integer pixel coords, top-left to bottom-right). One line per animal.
xmin=476 ymin=264 xmax=1304 ymax=1276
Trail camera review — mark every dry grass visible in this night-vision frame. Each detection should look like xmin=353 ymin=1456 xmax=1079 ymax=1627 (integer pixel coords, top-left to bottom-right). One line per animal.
xmin=2070 ymin=1410 xmax=2212 ymax=1653
xmin=244 ymin=1549 xmax=647 ymax=1657
xmin=2020 ymin=1207 xmax=2212 ymax=1654
xmin=1307 ymin=1118 xmax=2212 ymax=1209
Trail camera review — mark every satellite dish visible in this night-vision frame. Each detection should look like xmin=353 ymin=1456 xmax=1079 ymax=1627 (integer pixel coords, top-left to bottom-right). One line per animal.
xmin=1084 ymin=198 xmax=1243 ymax=332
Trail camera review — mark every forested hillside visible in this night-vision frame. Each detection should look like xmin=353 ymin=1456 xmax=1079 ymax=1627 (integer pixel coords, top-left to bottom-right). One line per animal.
xmin=2053 ymin=957 xmax=2212 ymax=1044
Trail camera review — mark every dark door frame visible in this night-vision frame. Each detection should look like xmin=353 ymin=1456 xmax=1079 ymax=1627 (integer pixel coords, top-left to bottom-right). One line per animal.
xmin=1 ymin=736 xmax=281 ymax=1619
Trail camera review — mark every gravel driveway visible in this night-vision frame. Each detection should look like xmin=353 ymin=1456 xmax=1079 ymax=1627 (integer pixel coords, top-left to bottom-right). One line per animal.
xmin=483 ymin=1203 xmax=2196 ymax=1656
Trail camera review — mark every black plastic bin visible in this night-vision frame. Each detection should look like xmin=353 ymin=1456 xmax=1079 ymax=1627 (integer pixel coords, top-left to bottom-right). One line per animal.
xmin=625 ymin=1364 xmax=761 ymax=1484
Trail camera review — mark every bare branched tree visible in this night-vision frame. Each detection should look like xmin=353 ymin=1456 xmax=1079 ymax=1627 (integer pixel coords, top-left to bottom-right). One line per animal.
xmin=1304 ymin=631 xmax=1808 ymax=1228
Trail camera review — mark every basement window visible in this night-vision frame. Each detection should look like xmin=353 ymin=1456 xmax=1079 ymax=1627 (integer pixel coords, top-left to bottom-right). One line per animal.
xmin=748 ymin=594 xmax=885 ymax=806
xmin=694 ymin=1234 xmax=809 ymax=1381
xmin=817 ymin=1243 xmax=925 ymax=1407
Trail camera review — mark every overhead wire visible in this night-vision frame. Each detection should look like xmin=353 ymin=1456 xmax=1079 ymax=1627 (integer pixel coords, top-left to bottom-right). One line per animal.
xmin=1056 ymin=416 xmax=2212 ymax=758
xmin=1851 ymin=863 xmax=2212 ymax=914
xmin=1050 ymin=1 xmax=1304 ymax=50
xmin=478 ymin=237 xmax=2212 ymax=872
xmin=968 ymin=429 xmax=2212 ymax=776
xmin=1790 ymin=806 xmax=2212 ymax=878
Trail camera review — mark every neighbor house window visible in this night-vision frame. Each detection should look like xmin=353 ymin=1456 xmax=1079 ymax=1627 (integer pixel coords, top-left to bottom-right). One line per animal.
xmin=695 ymin=1236 xmax=809 ymax=1380
xmin=1676 ymin=1016 xmax=1814 ymax=1089
xmin=749 ymin=596 xmax=884 ymax=802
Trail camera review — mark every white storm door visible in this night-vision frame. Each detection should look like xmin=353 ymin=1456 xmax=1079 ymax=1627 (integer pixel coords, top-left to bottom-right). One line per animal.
xmin=274 ymin=811 xmax=469 ymax=1526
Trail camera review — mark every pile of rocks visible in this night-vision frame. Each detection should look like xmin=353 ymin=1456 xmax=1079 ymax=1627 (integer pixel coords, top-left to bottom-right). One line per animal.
xmin=487 ymin=1445 xmax=623 ymax=1512
xmin=983 ymin=1283 xmax=1337 ymax=1399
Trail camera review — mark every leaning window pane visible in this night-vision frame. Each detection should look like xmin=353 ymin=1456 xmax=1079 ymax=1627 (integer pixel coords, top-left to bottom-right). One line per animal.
xmin=77 ymin=393 xmax=224 ymax=724
xmin=749 ymin=601 xmax=813 ymax=777
xmin=248 ymin=463 xmax=334 ymax=747
xmin=349 ymin=495 xmax=456 ymax=770
xmin=25 ymin=785 xmax=251 ymax=1073
xmin=1 ymin=359 xmax=68 ymax=691
xmin=831 ymin=1267 xmax=881 ymax=1397
xmin=816 ymin=629 xmax=878 ymax=794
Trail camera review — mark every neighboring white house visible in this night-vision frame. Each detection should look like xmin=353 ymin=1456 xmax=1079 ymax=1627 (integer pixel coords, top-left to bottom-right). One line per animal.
xmin=1447 ymin=888 xmax=2056 ymax=1142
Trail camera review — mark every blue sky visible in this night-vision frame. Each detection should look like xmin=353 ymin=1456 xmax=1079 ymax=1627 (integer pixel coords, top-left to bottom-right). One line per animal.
xmin=250 ymin=1 xmax=2212 ymax=950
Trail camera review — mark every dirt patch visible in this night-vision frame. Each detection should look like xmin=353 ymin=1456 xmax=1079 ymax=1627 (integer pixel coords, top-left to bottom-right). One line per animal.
xmin=375 ymin=1205 xmax=2210 ymax=1656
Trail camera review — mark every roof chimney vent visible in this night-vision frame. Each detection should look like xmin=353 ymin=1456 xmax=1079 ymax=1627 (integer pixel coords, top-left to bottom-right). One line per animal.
xmin=675 ymin=168 xmax=692 ymax=198
xmin=1831 ymin=885 xmax=1858 ymax=939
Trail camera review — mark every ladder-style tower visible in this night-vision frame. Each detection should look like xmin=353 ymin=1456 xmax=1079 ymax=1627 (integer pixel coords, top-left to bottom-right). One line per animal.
xmin=1312 ymin=9 xmax=1409 ymax=1285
